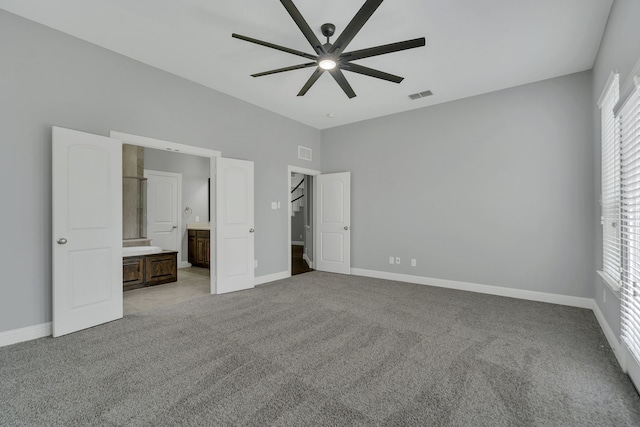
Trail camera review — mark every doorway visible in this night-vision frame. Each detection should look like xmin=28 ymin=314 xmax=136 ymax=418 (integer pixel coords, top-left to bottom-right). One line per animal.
xmin=291 ymin=172 xmax=313 ymax=275
xmin=288 ymin=166 xmax=321 ymax=277
xmin=52 ymin=127 xmax=256 ymax=336
xmin=122 ymin=144 xmax=212 ymax=315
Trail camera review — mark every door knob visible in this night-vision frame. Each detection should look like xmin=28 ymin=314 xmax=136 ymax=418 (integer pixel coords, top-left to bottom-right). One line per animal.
xmin=57 ymin=238 xmax=68 ymax=245
xmin=249 ymin=228 xmax=255 ymax=233
xmin=344 ymin=226 xmax=349 ymax=231
xmin=172 ymin=226 xmax=177 ymax=229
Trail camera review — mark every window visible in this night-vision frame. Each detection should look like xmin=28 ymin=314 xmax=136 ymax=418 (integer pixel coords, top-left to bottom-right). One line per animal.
xmin=619 ymin=76 xmax=640 ymax=364
xmin=599 ymin=72 xmax=620 ymax=285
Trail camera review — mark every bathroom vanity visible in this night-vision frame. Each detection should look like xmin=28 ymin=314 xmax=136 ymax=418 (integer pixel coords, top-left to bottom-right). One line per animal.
xmin=123 ymin=250 xmax=178 ymax=291
xmin=187 ymin=223 xmax=210 ymax=269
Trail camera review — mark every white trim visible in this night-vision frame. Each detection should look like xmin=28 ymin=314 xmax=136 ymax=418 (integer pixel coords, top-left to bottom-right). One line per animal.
xmin=350 ymin=268 xmax=593 ymax=309
xmin=110 ymin=131 xmax=221 ymax=158
xmin=620 ymin=57 xmax=640 ymax=105
xmin=0 ymin=322 xmax=52 ymax=348
xmin=178 ymin=261 xmax=192 ymax=269
xmin=292 ymin=241 xmax=304 ymax=246
xmin=145 ymin=169 xmax=182 ymax=259
xmin=597 ymin=269 xmax=622 ymax=295
xmin=598 ymin=70 xmax=620 ymax=107
xmin=303 ymin=253 xmax=314 ymax=269
xmin=255 ymin=271 xmax=289 ymax=286
xmin=592 ymin=301 xmax=626 ymax=371
xmin=287 ymin=165 xmax=321 ymax=277
xmin=623 ymin=344 xmax=640 ymax=391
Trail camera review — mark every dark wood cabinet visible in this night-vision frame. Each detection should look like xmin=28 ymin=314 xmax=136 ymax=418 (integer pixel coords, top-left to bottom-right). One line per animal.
xmin=188 ymin=229 xmax=210 ymax=268
xmin=123 ymin=251 xmax=178 ymax=291
xmin=123 ymin=257 xmax=145 ymax=287
xmin=145 ymin=252 xmax=178 ymax=286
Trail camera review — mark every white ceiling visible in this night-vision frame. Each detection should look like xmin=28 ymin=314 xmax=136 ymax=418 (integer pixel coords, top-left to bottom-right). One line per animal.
xmin=0 ymin=0 xmax=613 ymax=129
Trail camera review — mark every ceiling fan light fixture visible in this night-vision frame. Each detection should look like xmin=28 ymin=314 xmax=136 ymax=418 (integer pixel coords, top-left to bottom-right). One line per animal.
xmin=318 ymin=59 xmax=337 ymax=70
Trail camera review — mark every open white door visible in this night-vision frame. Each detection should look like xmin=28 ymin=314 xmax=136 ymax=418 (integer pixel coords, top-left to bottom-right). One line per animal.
xmin=145 ymin=170 xmax=180 ymax=252
xmin=315 ymin=172 xmax=351 ymax=274
xmin=52 ymin=127 xmax=122 ymax=337
xmin=216 ymin=157 xmax=254 ymax=294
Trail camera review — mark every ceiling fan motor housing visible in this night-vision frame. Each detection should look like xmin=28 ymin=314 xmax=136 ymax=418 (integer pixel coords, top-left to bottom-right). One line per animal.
xmin=321 ymin=23 xmax=336 ymax=38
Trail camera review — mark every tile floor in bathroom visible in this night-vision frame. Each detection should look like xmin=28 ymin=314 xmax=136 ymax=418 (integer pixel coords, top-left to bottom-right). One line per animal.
xmin=124 ymin=266 xmax=211 ymax=316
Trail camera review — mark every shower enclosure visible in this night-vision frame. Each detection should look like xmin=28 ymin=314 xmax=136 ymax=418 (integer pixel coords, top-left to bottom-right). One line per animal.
xmin=123 ymin=176 xmax=147 ymax=240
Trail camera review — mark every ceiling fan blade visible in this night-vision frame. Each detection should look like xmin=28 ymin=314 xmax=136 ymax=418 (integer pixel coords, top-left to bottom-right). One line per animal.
xmin=342 ymin=63 xmax=403 ymax=83
xmin=252 ymin=62 xmax=317 ymax=77
xmin=329 ymin=69 xmax=357 ymax=98
xmin=280 ymin=0 xmax=326 ymax=55
xmin=341 ymin=37 xmax=426 ymax=62
xmin=298 ymin=68 xmax=325 ymax=96
xmin=330 ymin=0 xmax=384 ymax=56
xmin=232 ymin=33 xmax=316 ymax=60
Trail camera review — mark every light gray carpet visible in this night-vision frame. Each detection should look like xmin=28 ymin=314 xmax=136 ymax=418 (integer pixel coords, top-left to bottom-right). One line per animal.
xmin=1 ymin=271 xmax=639 ymax=426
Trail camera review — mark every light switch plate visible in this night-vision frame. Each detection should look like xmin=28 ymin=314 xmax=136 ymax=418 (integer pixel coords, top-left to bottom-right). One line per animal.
xmin=271 ymin=202 xmax=277 ymax=210
xmin=389 ymin=257 xmax=395 ymax=265
xmin=195 ymin=216 xmax=200 ymax=222
xmin=411 ymin=259 xmax=416 ymax=267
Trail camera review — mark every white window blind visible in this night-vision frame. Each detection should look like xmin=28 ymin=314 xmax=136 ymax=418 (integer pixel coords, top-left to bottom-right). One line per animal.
xmin=600 ymin=72 xmax=620 ymax=283
xmin=620 ymin=79 xmax=640 ymax=364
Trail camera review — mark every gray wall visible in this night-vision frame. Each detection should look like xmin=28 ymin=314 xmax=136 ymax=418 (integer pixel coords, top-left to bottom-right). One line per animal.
xmin=144 ymin=148 xmax=211 ymax=263
xmin=322 ymin=71 xmax=594 ymax=298
xmin=0 ymin=11 xmax=320 ymax=333
xmin=291 ymin=206 xmax=305 ymax=243
xmin=591 ymin=0 xmax=640 ymax=339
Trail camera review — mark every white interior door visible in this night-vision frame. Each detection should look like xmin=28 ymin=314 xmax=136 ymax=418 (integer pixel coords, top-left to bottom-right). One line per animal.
xmin=216 ymin=157 xmax=254 ymax=294
xmin=145 ymin=170 xmax=180 ymax=251
xmin=315 ymin=172 xmax=351 ymax=274
xmin=52 ymin=127 xmax=122 ymax=337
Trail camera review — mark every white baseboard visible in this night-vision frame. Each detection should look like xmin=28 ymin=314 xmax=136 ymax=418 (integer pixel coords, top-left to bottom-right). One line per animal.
xmin=303 ymin=253 xmax=314 ymax=269
xmin=350 ymin=268 xmax=593 ymax=309
xmin=255 ymin=271 xmax=290 ymax=286
xmin=178 ymin=261 xmax=192 ymax=269
xmin=291 ymin=241 xmax=304 ymax=246
xmin=0 ymin=322 xmax=52 ymax=348
xmin=592 ymin=301 xmax=626 ymax=372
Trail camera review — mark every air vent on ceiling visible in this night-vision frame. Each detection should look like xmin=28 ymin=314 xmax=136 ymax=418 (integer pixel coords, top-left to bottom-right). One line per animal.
xmin=298 ymin=146 xmax=312 ymax=162
xmin=408 ymin=90 xmax=433 ymax=100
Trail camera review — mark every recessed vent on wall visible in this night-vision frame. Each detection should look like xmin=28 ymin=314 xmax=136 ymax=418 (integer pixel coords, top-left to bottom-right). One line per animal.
xmin=408 ymin=90 xmax=433 ymax=100
xmin=298 ymin=146 xmax=312 ymax=161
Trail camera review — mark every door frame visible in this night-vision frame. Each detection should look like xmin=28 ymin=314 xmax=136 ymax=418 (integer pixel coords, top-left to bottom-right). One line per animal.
xmin=144 ymin=169 xmax=182 ymax=260
xmin=111 ymin=131 xmax=221 ymax=294
xmin=288 ymin=165 xmax=320 ymax=277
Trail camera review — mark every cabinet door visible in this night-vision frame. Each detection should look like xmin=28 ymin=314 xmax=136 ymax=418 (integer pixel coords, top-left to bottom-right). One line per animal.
xmin=145 ymin=253 xmax=177 ymax=285
xmin=188 ymin=233 xmax=196 ymax=265
xmin=123 ymin=257 xmax=144 ymax=286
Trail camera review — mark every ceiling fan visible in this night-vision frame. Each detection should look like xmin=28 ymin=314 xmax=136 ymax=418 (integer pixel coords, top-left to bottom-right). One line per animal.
xmin=232 ymin=0 xmax=426 ymax=99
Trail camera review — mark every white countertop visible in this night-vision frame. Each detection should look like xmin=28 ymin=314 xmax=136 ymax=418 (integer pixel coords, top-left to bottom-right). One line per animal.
xmin=187 ymin=223 xmax=210 ymax=230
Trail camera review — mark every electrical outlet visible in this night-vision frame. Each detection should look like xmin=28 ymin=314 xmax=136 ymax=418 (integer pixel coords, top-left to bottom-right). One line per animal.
xmin=389 ymin=256 xmax=395 ymax=265
xmin=254 ymin=260 xmax=258 ymax=268
xmin=395 ymin=257 xmax=400 ymax=265
xmin=411 ymin=259 xmax=416 ymax=267
xmin=300 ymin=234 xmax=303 ymax=239
xmin=195 ymin=216 xmax=200 ymax=222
